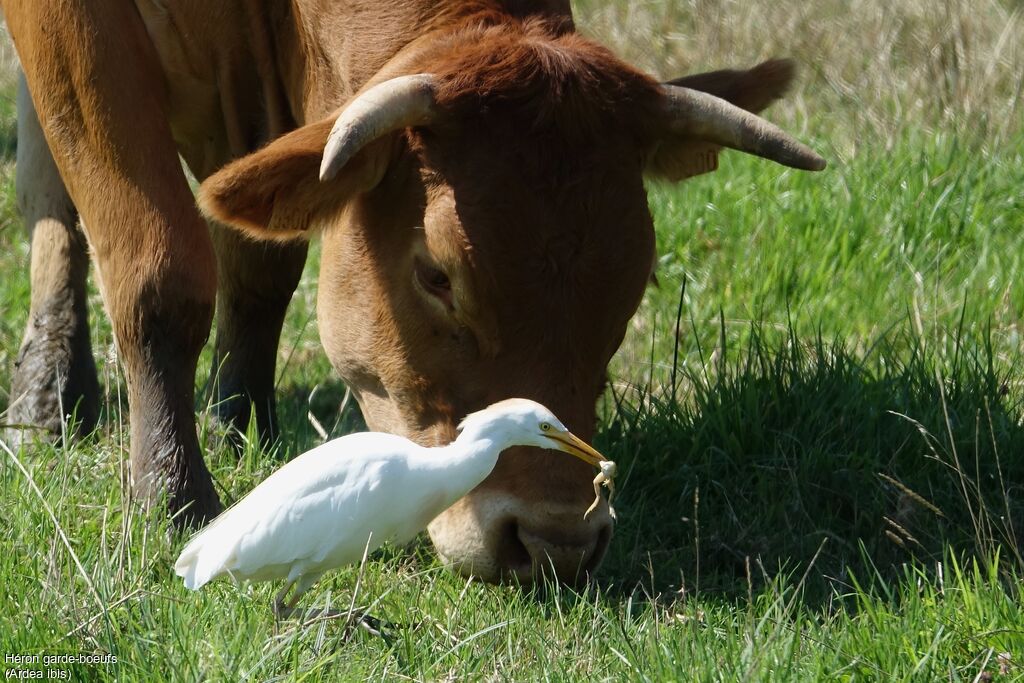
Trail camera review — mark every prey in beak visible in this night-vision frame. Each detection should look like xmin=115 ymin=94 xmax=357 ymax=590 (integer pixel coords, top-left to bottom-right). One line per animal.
xmin=543 ymin=430 xmax=618 ymax=520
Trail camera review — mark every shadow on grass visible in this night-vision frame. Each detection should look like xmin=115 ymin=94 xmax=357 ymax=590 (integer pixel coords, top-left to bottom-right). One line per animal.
xmin=273 ymin=378 xmax=366 ymax=451
xmin=595 ymin=315 xmax=1024 ymax=606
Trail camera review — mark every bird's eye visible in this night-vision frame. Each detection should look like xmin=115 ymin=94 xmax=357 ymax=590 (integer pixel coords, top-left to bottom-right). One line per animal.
xmin=540 ymin=423 xmax=551 ymax=431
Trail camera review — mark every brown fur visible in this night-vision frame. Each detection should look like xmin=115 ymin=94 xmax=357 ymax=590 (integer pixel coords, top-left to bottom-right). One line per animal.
xmin=6 ymin=0 xmax=807 ymax=580
xmin=426 ymin=19 xmax=663 ymax=145
xmin=198 ymin=118 xmax=394 ymax=239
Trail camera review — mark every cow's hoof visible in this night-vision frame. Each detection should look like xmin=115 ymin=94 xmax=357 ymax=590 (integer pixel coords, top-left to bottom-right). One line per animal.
xmin=131 ymin=432 xmax=224 ymax=530
xmin=6 ymin=321 xmax=99 ymax=447
xmin=169 ymin=486 xmax=223 ymax=530
xmin=139 ymin=470 xmax=223 ymax=530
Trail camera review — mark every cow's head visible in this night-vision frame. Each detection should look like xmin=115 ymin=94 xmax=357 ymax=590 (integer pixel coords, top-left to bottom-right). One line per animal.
xmin=200 ymin=20 xmax=823 ymax=583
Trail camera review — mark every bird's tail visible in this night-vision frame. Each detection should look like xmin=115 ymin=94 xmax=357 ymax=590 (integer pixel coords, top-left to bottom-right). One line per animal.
xmin=175 ymin=526 xmax=234 ymax=590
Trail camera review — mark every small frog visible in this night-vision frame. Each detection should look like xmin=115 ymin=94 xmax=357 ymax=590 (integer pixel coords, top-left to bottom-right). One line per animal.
xmin=584 ymin=460 xmax=617 ymax=521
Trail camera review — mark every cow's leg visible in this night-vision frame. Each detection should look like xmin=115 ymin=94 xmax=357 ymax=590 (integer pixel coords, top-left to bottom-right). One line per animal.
xmin=5 ymin=0 xmax=220 ymax=523
xmin=209 ymin=224 xmax=307 ymax=446
xmin=7 ymin=74 xmax=99 ymax=445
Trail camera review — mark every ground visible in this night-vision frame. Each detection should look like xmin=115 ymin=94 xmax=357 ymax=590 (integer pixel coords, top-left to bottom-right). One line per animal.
xmin=1 ymin=0 xmax=1023 ymax=680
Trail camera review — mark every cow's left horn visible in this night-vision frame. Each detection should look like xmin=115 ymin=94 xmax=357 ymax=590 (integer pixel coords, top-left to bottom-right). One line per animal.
xmin=320 ymin=74 xmax=438 ymax=182
xmin=661 ymin=85 xmax=826 ymax=171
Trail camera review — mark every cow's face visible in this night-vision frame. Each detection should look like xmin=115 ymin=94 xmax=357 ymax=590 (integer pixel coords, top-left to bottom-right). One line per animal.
xmin=202 ymin=122 xmax=652 ymax=584
xmin=200 ymin=25 xmax=823 ymax=583
xmin=312 ymin=118 xmax=656 ymax=581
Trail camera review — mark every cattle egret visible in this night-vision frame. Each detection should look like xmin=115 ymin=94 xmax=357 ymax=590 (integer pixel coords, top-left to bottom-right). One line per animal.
xmin=174 ymin=398 xmax=607 ymax=614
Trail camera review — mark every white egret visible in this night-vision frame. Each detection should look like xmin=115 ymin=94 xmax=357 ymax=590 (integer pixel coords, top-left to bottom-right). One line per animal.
xmin=174 ymin=398 xmax=611 ymax=615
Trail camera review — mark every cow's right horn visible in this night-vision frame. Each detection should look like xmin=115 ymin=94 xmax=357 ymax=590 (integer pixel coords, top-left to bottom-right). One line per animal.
xmin=320 ymin=74 xmax=438 ymax=182
xmin=661 ymin=84 xmax=826 ymax=171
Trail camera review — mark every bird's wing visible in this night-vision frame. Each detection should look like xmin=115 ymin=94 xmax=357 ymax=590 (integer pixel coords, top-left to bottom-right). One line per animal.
xmin=229 ymin=458 xmax=396 ymax=577
xmin=175 ymin=433 xmax=419 ymax=588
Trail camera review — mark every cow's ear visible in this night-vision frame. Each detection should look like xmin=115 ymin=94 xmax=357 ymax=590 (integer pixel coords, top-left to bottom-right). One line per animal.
xmin=199 ymin=117 xmax=392 ymax=241
xmin=647 ymin=59 xmax=796 ymax=182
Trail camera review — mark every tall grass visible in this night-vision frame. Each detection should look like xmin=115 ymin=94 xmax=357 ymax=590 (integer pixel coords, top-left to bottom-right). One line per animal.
xmin=601 ymin=312 xmax=1024 ymax=596
xmin=4 ymin=310 xmax=1023 ymax=680
xmin=575 ymin=0 xmax=1024 ymax=148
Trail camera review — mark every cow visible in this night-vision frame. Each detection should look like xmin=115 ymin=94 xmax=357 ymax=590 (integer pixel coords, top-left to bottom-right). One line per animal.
xmin=3 ymin=0 xmax=823 ymax=583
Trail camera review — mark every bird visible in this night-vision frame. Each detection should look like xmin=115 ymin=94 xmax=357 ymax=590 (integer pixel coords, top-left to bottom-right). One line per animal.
xmin=174 ymin=398 xmax=607 ymax=616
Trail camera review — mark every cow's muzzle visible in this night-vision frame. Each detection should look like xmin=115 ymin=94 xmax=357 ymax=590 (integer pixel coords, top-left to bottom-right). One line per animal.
xmin=427 ymin=483 xmax=615 ymax=584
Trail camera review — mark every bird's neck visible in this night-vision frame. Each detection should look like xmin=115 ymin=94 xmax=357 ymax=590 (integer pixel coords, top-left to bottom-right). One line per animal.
xmin=454 ymin=417 xmax=518 ymax=451
xmin=426 ymin=424 xmax=508 ymax=496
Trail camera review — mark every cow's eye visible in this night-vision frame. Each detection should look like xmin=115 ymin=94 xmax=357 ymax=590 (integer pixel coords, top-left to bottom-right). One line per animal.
xmin=415 ymin=258 xmax=453 ymax=307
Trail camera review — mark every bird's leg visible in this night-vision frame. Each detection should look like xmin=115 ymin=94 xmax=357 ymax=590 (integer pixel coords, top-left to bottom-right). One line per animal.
xmin=272 ymin=577 xmax=409 ymax=638
xmin=274 ymin=574 xmax=326 ymax=621
xmin=288 ymin=574 xmax=317 ymax=609
xmin=273 ymin=578 xmax=298 ymax=619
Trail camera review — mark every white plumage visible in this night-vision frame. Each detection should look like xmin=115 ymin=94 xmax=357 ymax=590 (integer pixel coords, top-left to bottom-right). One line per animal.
xmin=174 ymin=398 xmax=606 ymax=613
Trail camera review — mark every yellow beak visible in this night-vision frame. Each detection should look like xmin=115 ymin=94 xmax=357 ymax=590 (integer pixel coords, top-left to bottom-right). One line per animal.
xmin=543 ymin=431 xmax=605 ymax=467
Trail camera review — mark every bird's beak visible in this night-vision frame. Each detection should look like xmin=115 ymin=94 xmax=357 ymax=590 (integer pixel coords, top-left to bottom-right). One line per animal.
xmin=543 ymin=431 xmax=605 ymax=468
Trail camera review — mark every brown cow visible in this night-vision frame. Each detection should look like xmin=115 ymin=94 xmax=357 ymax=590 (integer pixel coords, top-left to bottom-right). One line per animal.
xmin=3 ymin=0 xmax=823 ymax=582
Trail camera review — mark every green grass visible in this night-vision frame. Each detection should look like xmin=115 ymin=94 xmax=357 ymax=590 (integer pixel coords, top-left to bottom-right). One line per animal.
xmin=3 ymin=2 xmax=1024 ymax=679
xmin=624 ymin=131 xmax=1024 ymax=371
xmin=4 ymin=325 xmax=1024 ymax=680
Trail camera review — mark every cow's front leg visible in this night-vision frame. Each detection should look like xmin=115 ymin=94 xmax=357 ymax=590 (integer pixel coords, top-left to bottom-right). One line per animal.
xmin=208 ymin=224 xmax=307 ymax=447
xmin=92 ymin=207 xmax=219 ymax=523
xmin=112 ymin=255 xmax=219 ymax=523
xmin=7 ymin=74 xmax=99 ymax=446
xmin=6 ymin=0 xmax=221 ymax=525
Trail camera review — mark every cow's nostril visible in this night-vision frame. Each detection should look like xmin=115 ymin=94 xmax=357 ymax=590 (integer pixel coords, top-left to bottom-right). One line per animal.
xmin=514 ymin=519 xmax=613 ymax=583
xmin=495 ymin=520 xmax=532 ymax=575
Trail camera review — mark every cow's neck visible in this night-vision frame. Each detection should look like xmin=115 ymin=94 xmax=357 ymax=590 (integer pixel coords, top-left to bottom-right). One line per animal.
xmin=134 ymin=0 xmax=574 ymax=175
